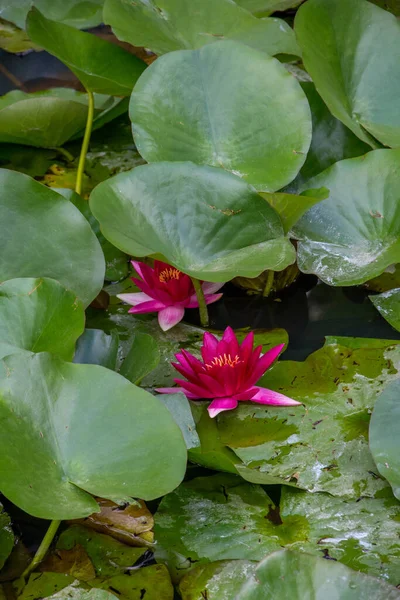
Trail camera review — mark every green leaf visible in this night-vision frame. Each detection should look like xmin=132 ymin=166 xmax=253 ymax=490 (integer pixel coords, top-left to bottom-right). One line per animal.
xmin=295 ymin=0 xmax=400 ymax=148
xmin=48 ymin=586 xmax=119 ymax=600
xmin=18 ymin=573 xmax=76 ymax=600
xmin=0 ymin=17 xmax=39 ymax=52
xmin=0 ymin=144 xmax=57 ymax=177
xmin=120 ymin=332 xmax=160 ymax=385
xmin=369 ymin=379 xmax=400 ymax=500
xmin=26 ymin=8 xmax=146 ymax=95
xmin=158 ymin=393 xmax=200 ymax=451
xmin=57 ymin=525 xmax=147 ymax=579
xmin=370 ymin=289 xmax=400 ymax=333
xmin=0 ymin=503 xmax=13 ymax=571
xmin=0 ymin=277 xmax=84 ymax=361
xmin=90 ymin=162 xmax=296 ymax=281
xmin=104 ymin=0 xmax=300 ymax=57
xmin=179 ymin=561 xmax=257 ymax=600
xmin=0 ymin=0 xmax=104 ymax=30
xmin=194 ymin=338 xmax=400 ymax=498
xmin=0 ymin=352 xmax=187 ymax=519
xmin=91 ymin=564 xmax=174 ymax=600
xmin=0 ymin=169 xmax=104 ymax=307
xmin=73 ymin=329 xmax=119 ymax=370
xmin=292 ymin=150 xmax=400 ymax=286
xmin=0 ymin=89 xmax=116 ymax=148
xmin=129 ymin=41 xmax=311 ymax=192
xmin=236 ymin=550 xmax=400 ymax=599
xmin=289 ymin=82 xmax=371 ymax=190
xmin=235 ymin=0 xmax=305 ymax=16
xmin=154 ymin=473 xmax=400 ymax=584
xmin=260 ymin=187 xmax=329 ymax=234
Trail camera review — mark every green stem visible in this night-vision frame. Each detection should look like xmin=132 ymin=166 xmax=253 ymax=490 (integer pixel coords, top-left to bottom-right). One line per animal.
xmin=191 ymin=277 xmax=209 ymax=328
xmin=262 ymin=270 xmax=275 ymax=297
xmin=22 ymin=520 xmax=61 ymax=580
xmin=75 ymin=88 xmax=94 ymax=196
xmin=53 ymin=147 xmax=75 ymax=163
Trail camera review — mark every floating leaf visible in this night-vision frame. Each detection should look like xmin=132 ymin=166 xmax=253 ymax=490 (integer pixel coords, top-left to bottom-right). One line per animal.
xmin=0 ymin=503 xmax=13 ymax=571
xmin=48 ymin=586 xmax=118 ymax=600
xmin=155 ymin=473 xmax=400 ymax=584
xmin=57 ymin=526 xmax=147 ymax=578
xmin=0 ymin=277 xmax=84 ymax=361
xmin=369 ymin=379 xmax=400 ymax=500
xmin=90 ymin=162 xmax=295 ymax=281
xmin=370 ymin=289 xmax=400 ymax=333
xmin=295 ymin=0 xmax=400 ymax=148
xmin=40 ymin=545 xmax=96 ymax=582
xmin=158 ymin=393 xmax=200 ymax=451
xmin=0 ymin=170 xmax=104 ymax=307
xmin=73 ymin=329 xmax=119 ymax=370
xmin=236 ymin=550 xmax=400 ymax=599
xmin=130 ymin=42 xmax=311 ymax=192
xmin=179 ymin=561 xmax=256 ymax=600
xmin=104 ymin=0 xmax=300 ymax=57
xmin=292 ymin=150 xmax=400 ymax=286
xmin=26 ymin=8 xmax=146 ymax=95
xmin=260 ymin=187 xmax=328 ymax=234
xmin=192 ymin=338 xmax=400 ymax=498
xmin=18 ymin=573 xmax=76 ymax=600
xmin=91 ymin=564 xmax=174 ymax=600
xmin=120 ymin=332 xmax=160 ymax=385
xmin=0 ymin=0 xmax=104 ymax=30
xmin=0 ymin=352 xmax=187 ymax=519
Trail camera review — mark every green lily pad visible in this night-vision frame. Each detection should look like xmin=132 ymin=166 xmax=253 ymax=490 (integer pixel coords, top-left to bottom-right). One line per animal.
xmin=0 ymin=352 xmax=187 ymax=519
xmin=0 ymin=503 xmax=13 ymax=571
xmin=73 ymin=329 xmax=119 ymax=370
xmin=0 ymin=17 xmax=39 ymax=52
xmin=236 ymin=0 xmax=304 ymax=16
xmin=104 ymin=0 xmax=300 ymax=57
xmin=179 ymin=561 xmax=257 ymax=600
xmin=26 ymin=8 xmax=146 ymax=96
xmin=295 ymin=0 xmax=400 ymax=148
xmin=289 ymin=82 xmax=371 ymax=190
xmin=369 ymin=379 xmax=400 ymax=500
xmin=0 ymin=89 xmax=117 ymax=148
xmin=236 ymin=550 xmax=400 ymax=599
xmin=193 ymin=338 xmax=400 ymax=498
xmin=18 ymin=573 xmax=76 ymax=600
xmin=0 ymin=0 xmax=104 ymax=30
xmin=0 ymin=169 xmax=104 ymax=307
xmin=48 ymin=586 xmax=119 ymax=600
xmin=260 ymin=187 xmax=328 ymax=234
xmin=129 ymin=41 xmax=311 ymax=192
xmin=0 ymin=144 xmax=57 ymax=178
xmin=90 ymin=162 xmax=296 ymax=281
xmin=370 ymin=289 xmax=400 ymax=333
xmin=57 ymin=525 xmax=147 ymax=579
xmin=154 ymin=473 xmax=400 ymax=584
xmin=292 ymin=150 xmax=400 ymax=286
xmin=0 ymin=277 xmax=85 ymax=361
xmin=91 ymin=565 xmax=174 ymax=600
xmin=158 ymin=394 xmax=200 ymax=451
xmin=120 ymin=332 xmax=160 ymax=385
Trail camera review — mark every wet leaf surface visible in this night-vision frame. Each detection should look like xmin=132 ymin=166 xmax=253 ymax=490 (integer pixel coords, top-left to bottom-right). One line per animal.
xmin=158 ymin=394 xmax=200 ymax=451
xmin=18 ymin=573 xmax=76 ymax=600
xmin=120 ymin=332 xmax=160 ymax=385
xmin=370 ymin=289 xmax=400 ymax=333
xmin=179 ymin=560 xmax=256 ymax=600
xmin=73 ymin=329 xmax=119 ymax=370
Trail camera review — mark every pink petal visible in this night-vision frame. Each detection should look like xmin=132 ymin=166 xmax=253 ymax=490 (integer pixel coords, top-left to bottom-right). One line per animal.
xmin=247 ymin=344 xmax=285 ymax=386
xmin=201 ymin=332 xmax=219 ymax=363
xmin=131 ymin=260 xmax=147 ymax=280
xmin=174 ymin=378 xmax=214 ymax=399
xmin=156 ymin=386 xmax=195 ymax=397
xmin=250 ymin=386 xmax=302 ymax=406
xmin=132 ymin=277 xmax=171 ymax=304
xmin=186 ymin=292 xmax=223 ymax=309
xmin=158 ymin=306 xmax=185 ymax=331
xmin=205 ymin=293 xmax=223 ymax=305
xmin=186 ymin=294 xmax=199 ymax=309
xmin=202 ymin=282 xmax=225 ymax=294
xmin=240 ymin=332 xmax=255 ymax=363
xmin=128 ymin=300 xmax=166 ymax=314
xmin=117 ymin=292 xmax=153 ymax=306
xmin=208 ymin=397 xmax=238 ymax=418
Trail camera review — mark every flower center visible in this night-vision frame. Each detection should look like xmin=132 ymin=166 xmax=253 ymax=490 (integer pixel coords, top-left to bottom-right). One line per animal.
xmin=159 ymin=267 xmax=181 ymax=283
xmin=206 ymin=353 xmax=241 ymax=370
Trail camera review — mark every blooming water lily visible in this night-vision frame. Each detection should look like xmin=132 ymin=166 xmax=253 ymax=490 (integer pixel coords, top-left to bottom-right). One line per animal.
xmin=117 ymin=260 xmax=223 ymax=331
xmin=158 ymin=326 xmax=301 ymax=417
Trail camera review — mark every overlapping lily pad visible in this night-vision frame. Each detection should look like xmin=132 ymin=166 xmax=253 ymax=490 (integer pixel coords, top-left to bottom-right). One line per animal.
xmin=236 ymin=0 xmax=304 ymax=15
xmin=104 ymin=0 xmax=300 ymax=57
xmin=369 ymin=379 xmax=400 ymax=500
xmin=0 ymin=352 xmax=187 ymax=519
xmin=0 ymin=0 xmax=104 ymax=30
xmin=129 ymin=42 xmax=311 ymax=191
xmin=154 ymin=473 xmax=400 ymax=584
xmin=0 ymin=89 xmax=122 ymax=148
xmin=295 ymin=0 xmax=400 ymax=148
xmin=0 ymin=277 xmax=85 ymax=361
xmin=26 ymin=8 xmax=146 ymax=95
xmin=73 ymin=329 xmax=119 ymax=370
xmin=370 ymin=289 xmax=400 ymax=333
xmin=292 ymin=150 xmax=400 ymax=286
xmin=0 ymin=170 xmax=104 ymax=307
xmin=190 ymin=337 xmax=400 ymax=498
xmin=179 ymin=561 xmax=257 ymax=600
xmin=237 ymin=550 xmax=400 ymax=599
xmin=90 ymin=162 xmax=296 ymax=281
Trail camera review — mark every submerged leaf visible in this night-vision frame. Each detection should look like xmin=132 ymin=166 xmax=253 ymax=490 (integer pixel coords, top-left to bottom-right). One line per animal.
xmin=130 ymin=41 xmax=311 ymax=191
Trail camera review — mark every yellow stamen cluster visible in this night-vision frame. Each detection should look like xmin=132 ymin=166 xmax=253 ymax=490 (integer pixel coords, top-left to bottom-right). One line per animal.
xmin=159 ymin=267 xmax=181 ymax=283
xmin=206 ymin=354 xmax=241 ymax=370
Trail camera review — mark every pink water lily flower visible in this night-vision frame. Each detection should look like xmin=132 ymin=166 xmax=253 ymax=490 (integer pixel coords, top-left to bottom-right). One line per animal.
xmin=157 ymin=327 xmax=301 ymax=417
xmin=117 ymin=260 xmax=223 ymax=332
